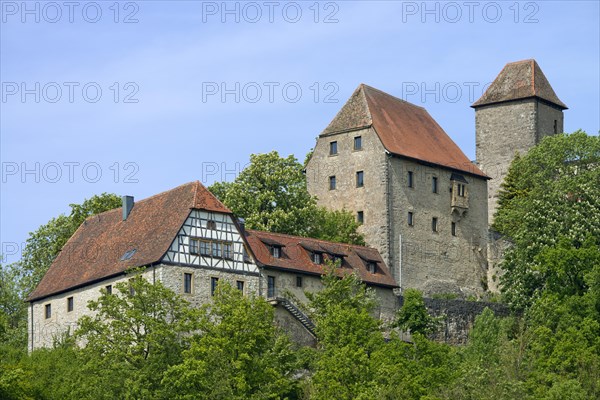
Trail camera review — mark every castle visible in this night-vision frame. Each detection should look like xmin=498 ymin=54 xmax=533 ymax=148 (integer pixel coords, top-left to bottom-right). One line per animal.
xmin=27 ymin=60 xmax=566 ymax=350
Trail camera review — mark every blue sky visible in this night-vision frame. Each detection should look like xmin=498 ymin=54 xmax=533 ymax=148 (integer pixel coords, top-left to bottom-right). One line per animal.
xmin=1 ymin=0 xmax=599 ymax=263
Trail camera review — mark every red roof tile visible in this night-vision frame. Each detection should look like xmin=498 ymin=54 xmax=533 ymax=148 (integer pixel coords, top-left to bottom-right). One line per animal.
xmin=245 ymin=230 xmax=398 ymax=288
xmin=28 ymin=181 xmax=231 ymax=301
xmin=322 ymin=84 xmax=487 ymax=178
xmin=472 ymin=59 xmax=567 ymax=109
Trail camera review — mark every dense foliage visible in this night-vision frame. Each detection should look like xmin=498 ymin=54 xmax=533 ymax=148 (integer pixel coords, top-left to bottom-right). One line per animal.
xmin=209 ymin=151 xmax=365 ymax=245
xmin=2 ymin=132 xmax=598 ymax=398
xmin=494 ymin=131 xmax=600 ymax=309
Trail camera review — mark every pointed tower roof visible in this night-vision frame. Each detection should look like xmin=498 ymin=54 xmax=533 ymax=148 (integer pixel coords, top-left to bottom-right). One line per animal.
xmin=322 ymin=84 xmax=487 ymax=178
xmin=472 ymin=59 xmax=567 ymax=109
xmin=28 ymin=181 xmax=231 ymax=301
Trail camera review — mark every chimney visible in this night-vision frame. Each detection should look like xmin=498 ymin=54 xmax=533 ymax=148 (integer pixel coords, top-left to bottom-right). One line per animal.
xmin=122 ymin=195 xmax=134 ymax=221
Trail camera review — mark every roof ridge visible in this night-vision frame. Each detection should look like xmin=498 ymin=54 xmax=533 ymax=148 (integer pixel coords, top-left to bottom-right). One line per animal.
xmin=361 ymin=83 xmax=427 ymax=111
xmin=248 ymin=229 xmax=377 ymax=250
xmin=81 ymin=181 xmax=199 ymax=223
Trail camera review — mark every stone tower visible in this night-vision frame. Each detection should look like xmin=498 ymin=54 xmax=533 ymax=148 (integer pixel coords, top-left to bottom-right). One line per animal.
xmin=306 ymin=84 xmax=490 ymax=297
xmin=472 ymin=59 xmax=568 ymax=224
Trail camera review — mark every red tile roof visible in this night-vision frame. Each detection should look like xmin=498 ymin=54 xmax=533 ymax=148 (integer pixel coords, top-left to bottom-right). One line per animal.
xmin=27 ymin=181 xmax=231 ymax=301
xmin=245 ymin=229 xmax=398 ymax=288
xmin=322 ymin=84 xmax=487 ymax=178
xmin=472 ymin=59 xmax=567 ymax=109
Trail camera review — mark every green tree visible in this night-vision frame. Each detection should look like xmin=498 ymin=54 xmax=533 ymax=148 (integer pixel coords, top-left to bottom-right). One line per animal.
xmin=162 ymin=282 xmax=297 ymax=399
xmin=74 ymin=272 xmax=198 ymax=399
xmin=494 ymin=131 xmax=600 ymax=309
xmin=395 ymin=288 xmax=439 ymax=335
xmin=304 ymin=266 xmax=383 ymax=399
xmin=209 ymin=151 xmax=364 ymax=245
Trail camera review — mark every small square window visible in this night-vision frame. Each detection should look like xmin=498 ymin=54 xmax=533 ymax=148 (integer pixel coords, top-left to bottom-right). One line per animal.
xmin=451 ymin=222 xmax=457 ymax=236
xmin=432 ymin=176 xmax=438 ymax=194
xmin=329 ymin=141 xmax=338 ymax=155
xmin=105 ymin=285 xmax=112 ymax=295
xmin=357 ymin=211 xmax=364 ymax=224
xmin=211 ymin=277 xmax=219 ymax=296
xmin=45 ymin=304 xmax=51 ymax=319
xmin=207 ymin=220 xmax=217 ymax=230
xmin=67 ymin=297 xmax=74 ymax=312
xmin=296 ymin=276 xmax=303 ymax=288
xmin=354 ymin=136 xmax=362 ymax=150
xmin=408 ymin=171 xmax=414 ymax=188
xmin=329 ymin=176 xmax=336 ymax=190
xmin=184 ymin=273 xmax=193 ymax=294
xmin=408 ymin=211 xmax=414 ymax=226
xmin=356 ymin=171 xmax=364 ymax=188
xmin=200 ymin=240 xmax=211 ymax=256
xmin=432 ymin=217 xmax=438 ymax=232
xmin=236 ymin=280 xmax=245 ymax=292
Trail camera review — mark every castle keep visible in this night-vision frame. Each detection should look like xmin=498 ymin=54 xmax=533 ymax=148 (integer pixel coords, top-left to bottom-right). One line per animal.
xmin=27 ymin=59 xmax=566 ymax=349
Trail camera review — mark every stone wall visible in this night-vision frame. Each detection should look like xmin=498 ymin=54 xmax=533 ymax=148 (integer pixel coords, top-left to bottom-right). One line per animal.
xmin=388 ymin=157 xmax=489 ymax=297
xmin=422 ymin=296 xmax=510 ymax=345
xmin=306 ymin=127 xmax=392 ymax=270
xmin=28 ymin=267 xmax=158 ymax=351
xmin=475 ymin=99 xmax=537 ymax=224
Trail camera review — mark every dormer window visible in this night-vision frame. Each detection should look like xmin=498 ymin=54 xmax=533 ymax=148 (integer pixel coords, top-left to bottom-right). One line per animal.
xmin=312 ymin=252 xmax=322 ymax=264
xmin=366 ymin=261 xmax=377 ymax=274
xmin=331 ymin=255 xmax=343 ymax=266
xmin=271 ymin=246 xmax=281 ymax=258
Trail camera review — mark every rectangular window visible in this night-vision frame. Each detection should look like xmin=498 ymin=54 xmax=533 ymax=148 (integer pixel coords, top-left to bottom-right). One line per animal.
xmin=312 ymin=252 xmax=322 ymax=264
xmin=67 ymin=297 xmax=74 ymax=312
xmin=451 ymin=222 xmax=457 ymax=236
xmin=432 ymin=176 xmax=438 ymax=193
xmin=267 ymin=276 xmax=276 ymax=298
xmin=296 ymin=276 xmax=303 ymax=288
xmin=212 ymin=241 xmax=222 ymax=258
xmin=357 ymin=211 xmax=364 ymax=224
xmin=129 ymin=280 xmax=136 ymax=296
xmin=553 ymin=119 xmax=558 ymax=134
xmin=329 ymin=141 xmax=338 ymax=155
xmin=271 ymin=246 xmax=281 ymax=258
xmin=432 ymin=217 xmax=438 ymax=232
xmin=354 ymin=136 xmax=362 ymax=150
xmin=329 ymin=176 xmax=336 ymax=190
xmin=207 ymin=220 xmax=217 ymax=230
xmin=236 ymin=280 xmax=245 ymax=292
xmin=408 ymin=171 xmax=414 ymax=188
xmin=199 ymin=240 xmax=211 ymax=256
xmin=356 ymin=171 xmax=364 ymax=188
xmin=458 ymin=184 xmax=466 ymax=197
xmin=223 ymin=242 xmax=233 ymax=259
xmin=189 ymin=239 xmax=199 ymax=255
xmin=184 ymin=273 xmax=193 ymax=294
xmin=366 ymin=262 xmax=377 ymax=274
xmin=105 ymin=285 xmax=112 ymax=295
xmin=408 ymin=211 xmax=414 ymax=226
xmin=211 ymin=277 xmax=219 ymax=296
xmin=45 ymin=304 xmax=51 ymax=319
